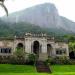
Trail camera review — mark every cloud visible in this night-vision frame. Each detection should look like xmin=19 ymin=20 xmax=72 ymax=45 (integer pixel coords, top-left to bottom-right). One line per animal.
xmin=0 ymin=0 xmax=75 ymax=22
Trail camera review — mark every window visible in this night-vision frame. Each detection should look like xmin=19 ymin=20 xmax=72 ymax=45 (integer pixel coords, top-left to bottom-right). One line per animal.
xmin=0 ymin=48 xmax=11 ymax=53
xmin=8 ymin=48 xmax=11 ymax=53
xmin=56 ymin=50 xmax=62 ymax=54
xmin=56 ymin=48 xmax=66 ymax=55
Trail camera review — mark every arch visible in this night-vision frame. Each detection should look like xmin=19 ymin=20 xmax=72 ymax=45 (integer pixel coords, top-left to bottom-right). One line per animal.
xmin=69 ymin=51 xmax=75 ymax=59
xmin=33 ymin=41 xmax=40 ymax=54
xmin=17 ymin=43 xmax=24 ymax=48
xmin=47 ymin=44 xmax=52 ymax=57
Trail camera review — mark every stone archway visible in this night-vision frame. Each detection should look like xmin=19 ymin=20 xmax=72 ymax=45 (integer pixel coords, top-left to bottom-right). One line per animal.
xmin=17 ymin=43 xmax=24 ymax=49
xmin=33 ymin=41 xmax=39 ymax=54
xmin=69 ymin=51 xmax=75 ymax=59
xmin=47 ymin=44 xmax=52 ymax=57
xmin=16 ymin=43 xmax=24 ymax=52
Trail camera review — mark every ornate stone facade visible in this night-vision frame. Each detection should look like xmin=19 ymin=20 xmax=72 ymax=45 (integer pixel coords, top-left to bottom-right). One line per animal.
xmin=0 ymin=33 xmax=69 ymax=60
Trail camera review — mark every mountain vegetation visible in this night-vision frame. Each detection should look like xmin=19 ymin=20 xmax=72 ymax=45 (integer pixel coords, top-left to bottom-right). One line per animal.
xmin=0 ymin=3 xmax=75 ymax=37
xmin=0 ymin=20 xmax=74 ymax=37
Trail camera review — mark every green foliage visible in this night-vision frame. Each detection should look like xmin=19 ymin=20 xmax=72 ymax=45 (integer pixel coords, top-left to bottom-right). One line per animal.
xmin=10 ymin=47 xmax=25 ymax=64
xmin=64 ymin=35 xmax=75 ymax=42
xmin=66 ymin=35 xmax=75 ymax=51
xmin=27 ymin=54 xmax=37 ymax=65
xmin=69 ymin=42 xmax=75 ymax=51
xmin=0 ymin=56 xmax=11 ymax=64
xmin=0 ymin=20 xmax=74 ymax=37
xmin=45 ymin=56 xmax=72 ymax=65
xmin=15 ymin=47 xmax=25 ymax=57
xmin=28 ymin=54 xmax=36 ymax=62
xmin=9 ymin=55 xmax=25 ymax=64
xmin=45 ymin=57 xmax=53 ymax=65
xmin=64 ymin=35 xmax=75 ymax=52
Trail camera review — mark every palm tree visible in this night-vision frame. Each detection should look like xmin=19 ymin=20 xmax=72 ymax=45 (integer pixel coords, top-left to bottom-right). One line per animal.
xmin=0 ymin=0 xmax=8 ymax=16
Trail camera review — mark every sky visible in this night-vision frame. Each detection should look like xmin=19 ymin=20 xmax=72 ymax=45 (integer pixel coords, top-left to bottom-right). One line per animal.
xmin=0 ymin=0 xmax=75 ymax=22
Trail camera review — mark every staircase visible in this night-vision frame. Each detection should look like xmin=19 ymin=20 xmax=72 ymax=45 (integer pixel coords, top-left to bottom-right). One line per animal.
xmin=35 ymin=61 xmax=52 ymax=73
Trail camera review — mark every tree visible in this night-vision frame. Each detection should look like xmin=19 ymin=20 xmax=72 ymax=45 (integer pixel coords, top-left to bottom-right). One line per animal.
xmin=15 ymin=47 xmax=25 ymax=59
xmin=0 ymin=0 xmax=8 ymax=16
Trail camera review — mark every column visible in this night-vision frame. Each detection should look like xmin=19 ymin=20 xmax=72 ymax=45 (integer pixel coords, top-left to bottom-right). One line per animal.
xmin=51 ymin=43 xmax=56 ymax=57
xmin=25 ymin=38 xmax=32 ymax=53
xmin=66 ymin=44 xmax=69 ymax=57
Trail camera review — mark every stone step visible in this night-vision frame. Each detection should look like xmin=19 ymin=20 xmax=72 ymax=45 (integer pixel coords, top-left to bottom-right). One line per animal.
xmin=35 ymin=61 xmax=51 ymax=73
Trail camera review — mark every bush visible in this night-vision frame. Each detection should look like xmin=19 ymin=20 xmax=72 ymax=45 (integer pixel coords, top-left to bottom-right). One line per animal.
xmin=0 ymin=56 xmax=11 ymax=64
xmin=9 ymin=55 xmax=26 ymax=65
xmin=45 ymin=56 xmax=71 ymax=65
xmin=68 ymin=59 xmax=75 ymax=65
xmin=45 ymin=57 xmax=53 ymax=65
xmin=26 ymin=53 xmax=37 ymax=65
xmin=52 ymin=56 xmax=69 ymax=65
xmin=9 ymin=48 xmax=26 ymax=65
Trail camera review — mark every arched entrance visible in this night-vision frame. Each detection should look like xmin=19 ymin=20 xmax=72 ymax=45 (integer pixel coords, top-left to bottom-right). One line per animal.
xmin=69 ymin=51 xmax=75 ymax=59
xmin=47 ymin=44 xmax=52 ymax=57
xmin=16 ymin=43 xmax=24 ymax=52
xmin=33 ymin=41 xmax=39 ymax=54
xmin=17 ymin=43 xmax=24 ymax=49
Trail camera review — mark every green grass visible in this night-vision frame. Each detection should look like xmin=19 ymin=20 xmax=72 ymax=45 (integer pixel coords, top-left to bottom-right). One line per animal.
xmin=51 ymin=65 xmax=75 ymax=75
xmin=0 ymin=64 xmax=36 ymax=73
xmin=0 ymin=64 xmax=75 ymax=75
xmin=51 ymin=65 xmax=75 ymax=73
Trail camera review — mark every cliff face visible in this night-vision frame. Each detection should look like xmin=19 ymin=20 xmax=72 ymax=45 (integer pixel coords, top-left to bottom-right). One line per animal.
xmin=1 ymin=3 xmax=75 ymax=33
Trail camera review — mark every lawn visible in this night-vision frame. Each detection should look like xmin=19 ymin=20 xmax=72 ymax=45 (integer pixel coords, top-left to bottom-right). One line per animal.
xmin=0 ymin=64 xmax=36 ymax=73
xmin=0 ymin=64 xmax=75 ymax=75
xmin=51 ymin=65 xmax=75 ymax=75
xmin=51 ymin=65 xmax=75 ymax=73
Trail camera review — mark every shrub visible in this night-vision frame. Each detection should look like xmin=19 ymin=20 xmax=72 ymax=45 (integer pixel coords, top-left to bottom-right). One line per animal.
xmin=0 ymin=56 xmax=11 ymax=64
xmin=45 ymin=57 xmax=53 ymax=65
xmin=68 ymin=59 xmax=75 ymax=65
xmin=45 ymin=56 xmax=71 ymax=65
xmin=26 ymin=53 xmax=37 ymax=65
xmin=52 ymin=56 xmax=69 ymax=65
xmin=9 ymin=48 xmax=26 ymax=64
xmin=0 ymin=48 xmax=26 ymax=64
xmin=9 ymin=55 xmax=26 ymax=65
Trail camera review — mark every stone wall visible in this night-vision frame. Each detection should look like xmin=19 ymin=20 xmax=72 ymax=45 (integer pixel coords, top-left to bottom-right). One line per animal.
xmin=0 ymin=34 xmax=69 ymax=60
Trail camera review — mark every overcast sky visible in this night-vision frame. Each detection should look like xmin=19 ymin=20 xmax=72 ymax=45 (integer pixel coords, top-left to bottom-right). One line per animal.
xmin=0 ymin=0 xmax=75 ymax=22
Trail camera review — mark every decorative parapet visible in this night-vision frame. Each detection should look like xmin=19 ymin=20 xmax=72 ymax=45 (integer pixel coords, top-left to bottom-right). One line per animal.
xmin=25 ymin=32 xmax=47 ymax=37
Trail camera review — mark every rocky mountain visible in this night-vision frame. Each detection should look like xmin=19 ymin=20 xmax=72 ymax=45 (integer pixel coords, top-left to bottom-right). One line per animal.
xmin=1 ymin=3 xmax=75 ymax=36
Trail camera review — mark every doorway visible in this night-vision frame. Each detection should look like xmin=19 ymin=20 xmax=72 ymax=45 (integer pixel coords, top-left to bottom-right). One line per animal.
xmin=33 ymin=41 xmax=39 ymax=55
xmin=69 ymin=51 xmax=75 ymax=59
xmin=47 ymin=44 xmax=52 ymax=57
